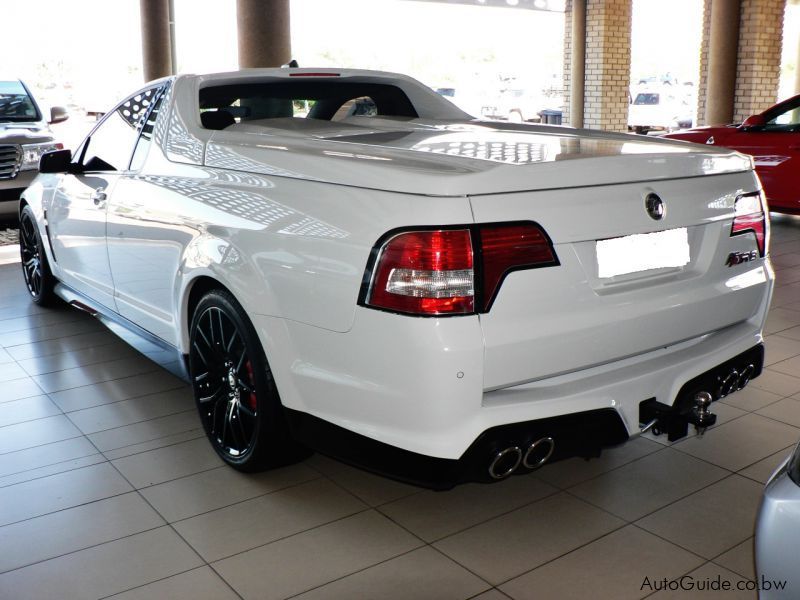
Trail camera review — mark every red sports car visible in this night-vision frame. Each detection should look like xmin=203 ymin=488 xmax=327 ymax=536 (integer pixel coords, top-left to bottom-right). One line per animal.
xmin=664 ymin=95 xmax=800 ymax=214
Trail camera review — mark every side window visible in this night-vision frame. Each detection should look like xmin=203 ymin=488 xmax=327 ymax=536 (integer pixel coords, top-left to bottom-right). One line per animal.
xmin=764 ymin=100 xmax=800 ymax=132
xmin=130 ymin=86 xmax=168 ymax=171
xmin=80 ymin=87 xmax=161 ymax=172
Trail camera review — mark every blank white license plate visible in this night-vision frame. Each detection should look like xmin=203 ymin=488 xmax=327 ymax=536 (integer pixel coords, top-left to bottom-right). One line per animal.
xmin=596 ymin=228 xmax=690 ymax=278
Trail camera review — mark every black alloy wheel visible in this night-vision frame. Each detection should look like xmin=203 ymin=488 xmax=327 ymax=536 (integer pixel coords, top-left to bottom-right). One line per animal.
xmin=19 ymin=205 xmax=56 ymax=305
xmin=189 ymin=289 xmax=307 ymax=471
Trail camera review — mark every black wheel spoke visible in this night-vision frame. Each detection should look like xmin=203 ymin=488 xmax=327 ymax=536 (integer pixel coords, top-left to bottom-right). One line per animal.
xmin=216 ymin=310 xmax=227 ymax=351
xmin=192 ymin=341 xmax=210 ymax=369
xmin=198 ymin=385 xmax=223 ymax=404
xmin=238 ymin=402 xmax=256 ymax=418
xmin=233 ymin=405 xmax=250 ymax=447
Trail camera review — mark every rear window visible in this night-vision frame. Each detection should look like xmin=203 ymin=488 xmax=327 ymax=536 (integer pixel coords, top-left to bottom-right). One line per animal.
xmin=0 ymin=80 xmax=40 ymax=122
xmin=634 ymin=93 xmax=660 ymax=106
xmin=198 ymin=81 xmax=418 ymax=130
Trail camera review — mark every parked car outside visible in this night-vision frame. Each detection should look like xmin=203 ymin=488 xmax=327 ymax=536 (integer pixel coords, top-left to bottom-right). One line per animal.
xmin=628 ymin=85 xmax=692 ymax=134
xmin=481 ymin=87 xmax=549 ymax=123
xmin=755 ymin=441 xmax=800 ymax=598
xmin=0 ymin=78 xmax=67 ymax=219
xmin=664 ymin=94 xmax=800 ymax=214
xmin=20 ymin=68 xmax=773 ymax=488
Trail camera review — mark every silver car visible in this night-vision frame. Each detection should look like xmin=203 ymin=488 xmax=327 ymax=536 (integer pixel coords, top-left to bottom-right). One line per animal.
xmin=756 ymin=441 xmax=800 ymax=598
xmin=0 ymin=79 xmax=67 ymax=219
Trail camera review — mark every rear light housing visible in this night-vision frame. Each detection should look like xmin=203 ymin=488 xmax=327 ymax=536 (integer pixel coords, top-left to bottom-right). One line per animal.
xmin=362 ymin=222 xmax=558 ymax=316
xmin=731 ymin=191 xmax=768 ymax=257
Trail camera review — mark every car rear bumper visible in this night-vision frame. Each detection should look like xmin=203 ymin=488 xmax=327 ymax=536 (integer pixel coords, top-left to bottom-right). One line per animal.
xmin=254 ymin=264 xmax=771 ymax=464
xmin=285 ymin=344 xmax=764 ymax=489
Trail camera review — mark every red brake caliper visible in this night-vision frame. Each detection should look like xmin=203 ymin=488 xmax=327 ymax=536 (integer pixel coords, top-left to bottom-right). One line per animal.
xmin=244 ymin=360 xmax=258 ymax=411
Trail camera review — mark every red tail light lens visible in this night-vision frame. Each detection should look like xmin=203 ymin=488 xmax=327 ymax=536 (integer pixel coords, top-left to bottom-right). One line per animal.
xmin=367 ymin=230 xmax=475 ymax=315
xmin=479 ymin=223 xmax=557 ymax=311
xmin=364 ymin=222 xmax=559 ymax=316
xmin=731 ymin=191 xmax=767 ymax=256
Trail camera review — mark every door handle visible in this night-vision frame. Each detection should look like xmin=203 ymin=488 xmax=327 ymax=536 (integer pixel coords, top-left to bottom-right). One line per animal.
xmin=91 ymin=188 xmax=107 ymax=207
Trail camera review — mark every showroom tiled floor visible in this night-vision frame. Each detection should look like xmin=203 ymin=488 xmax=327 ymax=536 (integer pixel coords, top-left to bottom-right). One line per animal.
xmin=0 ymin=216 xmax=800 ymax=600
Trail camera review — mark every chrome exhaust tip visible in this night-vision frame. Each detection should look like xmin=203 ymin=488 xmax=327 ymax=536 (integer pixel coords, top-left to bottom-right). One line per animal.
xmin=717 ymin=369 xmax=740 ymax=398
xmin=738 ymin=364 xmax=755 ymax=390
xmin=523 ymin=437 xmax=555 ymax=470
xmin=488 ymin=446 xmax=522 ymax=480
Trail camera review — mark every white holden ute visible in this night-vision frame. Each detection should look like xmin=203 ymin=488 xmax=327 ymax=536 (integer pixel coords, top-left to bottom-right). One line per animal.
xmin=20 ymin=69 xmax=773 ymax=488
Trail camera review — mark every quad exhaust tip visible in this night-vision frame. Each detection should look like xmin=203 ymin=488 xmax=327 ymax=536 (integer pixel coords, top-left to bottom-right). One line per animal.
xmin=488 ymin=437 xmax=556 ymax=480
xmin=717 ymin=364 xmax=756 ymax=398
xmin=523 ymin=437 xmax=555 ymax=470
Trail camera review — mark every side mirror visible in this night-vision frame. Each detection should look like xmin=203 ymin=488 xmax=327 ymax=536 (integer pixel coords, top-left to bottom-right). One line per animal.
xmin=39 ymin=149 xmax=73 ymax=174
xmin=742 ymin=114 xmax=766 ymax=129
xmin=49 ymin=106 xmax=69 ymax=124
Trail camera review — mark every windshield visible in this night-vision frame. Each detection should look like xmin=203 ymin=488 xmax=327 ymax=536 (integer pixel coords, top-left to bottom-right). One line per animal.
xmin=0 ymin=80 xmax=40 ymax=122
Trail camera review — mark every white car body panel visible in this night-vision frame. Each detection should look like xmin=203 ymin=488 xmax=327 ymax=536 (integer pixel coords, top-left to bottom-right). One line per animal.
xmin=20 ymin=68 xmax=773 ymax=470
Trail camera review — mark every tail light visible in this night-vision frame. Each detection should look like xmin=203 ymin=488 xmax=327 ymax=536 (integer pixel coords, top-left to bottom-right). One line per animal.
xmin=479 ymin=224 xmax=557 ymax=311
xmin=367 ymin=230 xmax=474 ymax=315
xmin=363 ymin=222 xmax=558 ymax=316
xmin=731 ymin=191 xmax=768 ymax=257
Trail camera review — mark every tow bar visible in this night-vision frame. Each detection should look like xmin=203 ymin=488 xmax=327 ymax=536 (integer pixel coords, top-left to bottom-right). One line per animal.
xmin=639 ymin=344 xmax=764 ymax=442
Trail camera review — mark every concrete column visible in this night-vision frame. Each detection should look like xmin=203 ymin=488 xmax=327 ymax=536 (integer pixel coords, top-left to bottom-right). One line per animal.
xmin=696 ymin=0 xmax=712 ymax=126
xmin=733 ymin=0 xmax=784 ymax=122
xmin=705 ymin=0 xmax=740 ymax=125
xmin=237 ymin=0 xmax=291 ymax=69
xmin=140 ymin=0 xmax=174 ymax=82
xmin=570 ymin=0 xmax=586 ymax=128
xmin=582 ymin=0 xmax=632 ymax=132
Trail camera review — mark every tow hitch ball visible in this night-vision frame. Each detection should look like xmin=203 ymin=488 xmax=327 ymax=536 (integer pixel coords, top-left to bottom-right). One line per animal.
xmin=639 ymin=390 xmax=718 ymax=442
xmin=687 ymin=391 xmax=716 ymax=435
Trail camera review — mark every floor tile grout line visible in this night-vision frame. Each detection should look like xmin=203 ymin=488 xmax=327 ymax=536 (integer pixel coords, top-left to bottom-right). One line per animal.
xmin=307 ymin=468 xmax=502 ymax=592
xmin=101 ymin=433 xmax=208 ymax=461
xmin=0 ymin=433 xmax=86 ymax=457
xmin=629 ymin=520 xmax=737 ymax=566
xmin=18 ymin=353 xmax=162 ymax=382
xmin=277 ymin=546 xmax=432 ymax=600
xmin=146 ymin=471 xmax=326 ymax=526
xmin=95 ymin=565 xmax=246 ymax=600
xmin=2 ymin=332 xmax=132 ymax=360
xmin=74 ymin=429 xmax=222 ymax=593
xmin=57 ymin=383 xmax=191 ymax=414
xmin=64 ymin=406 xmax=198 ymax=439
xmin=205 ymin=505 xmax=375 ymax=565
xmin=0 ymin=487 xmax=136 ymax=530
xmin=489 ymin=521 xmax=633 ymax=591
xmin=0 ymin=313 xmax=100 ymax=336
xmin=0 ymin=521 xmax=168 ymax=578
xmin=558 ymin=462 xmax=735 ymax=526
xmin=98 ymin=427 xmax=205 ymax=457
xmin=14 ymin=342 xmax=142 ymax=378
xmin=0 ymin=454 xmax=107 ymax=489
xmin=48 ymin=379 xmax=189 ymax=413
xmin=30 ymin=364 xmax=170 ymax=396
xmin=375 ymin=482 xmax=566 ymax=547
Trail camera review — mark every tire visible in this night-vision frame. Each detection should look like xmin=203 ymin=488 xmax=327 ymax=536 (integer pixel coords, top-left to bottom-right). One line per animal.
xmin=188 ymin=289 xmax=309 ymax=471
xmin=19 ymin=205 xmax=57 ymax=306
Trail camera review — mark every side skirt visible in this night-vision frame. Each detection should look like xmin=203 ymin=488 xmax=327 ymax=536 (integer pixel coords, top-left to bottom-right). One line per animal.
xmin=53 ymin=282 xmax=190 ymax=382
